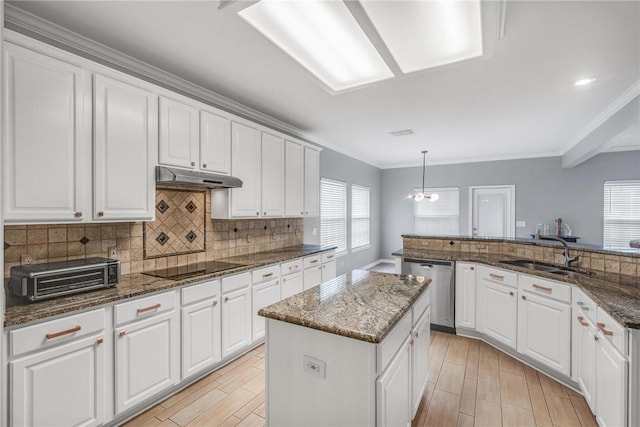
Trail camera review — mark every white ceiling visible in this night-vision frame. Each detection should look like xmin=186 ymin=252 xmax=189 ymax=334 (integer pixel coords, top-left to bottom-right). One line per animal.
xmin=8 ymin=0 xmax=640 ymax=168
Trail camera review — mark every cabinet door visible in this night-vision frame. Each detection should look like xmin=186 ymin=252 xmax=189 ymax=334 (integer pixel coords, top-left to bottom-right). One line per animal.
xmin=222 ymin=286 xmax=252 ymax=357
xmin=252 ymin=278 xmax=281 ymax=342
xmin=595 ymin=334 xmax=628 ymax=427
xmin=322 ymin=260 xmax=337 ymax=282
xmin=4 ymin=42 xmax=88 ymax=222
xmin=115 ymin=310 xmax=179 ymax=414
xmin=10 ymin=334 xmax=105 ymax=427
xmin=94 ymin=74 xmax=157 ymax=221
xmin=182 ymin=297 xmax=221 ymax=379
xmin=377 ymin=337 xmax=411 ymax=427
xmin=577 ymin=315 xmax=597 ymax=411
xmin=230 ymin=122 xmax=261 ymax=217
xmin=303 ymin=147 xmax=320 ymax=216
xmin=158 ymin=96 xmax=199 ymax=169
xmin=200 ymin=110 xmax=231 ymax=174
xmin=517 ymin=291 xmax=571 ymax=375
xmin=478 ymin=280 xmax=517 ymax=349
xmin=281 ymin=272 xmax=303 ymax=299
xmin=412 ymin=307 xmax=431 ymax=418
xmin=261 ymin=133 xmax=285 ymax=217
xmin=455 ymin=263 xmax=476 ymax=329
xmin=285 ymin=141 xmax=304 ymax=217
xmin=303 ymin=266 xmax=322 ymax=290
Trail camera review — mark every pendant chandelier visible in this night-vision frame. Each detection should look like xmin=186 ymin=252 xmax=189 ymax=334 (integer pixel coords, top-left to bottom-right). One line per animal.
xmin=413 ymin=150 xmax=439 ymax=202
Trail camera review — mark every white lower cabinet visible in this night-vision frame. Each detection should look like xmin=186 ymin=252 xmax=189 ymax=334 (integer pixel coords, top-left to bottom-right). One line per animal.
xmin=252 ymin=278 xmax=281 ymax=342
xmin=221 ymin=273 xmax=252 ymax=358
xmin=377 ymin=337 xmax=412 ymax=427
xmin=517 ymin=291 xmax=571 ymax=376
xmin=411 ymin=307 xmax=431 ymax=418
xmin=114 ymin=292 xmax=180 ymax=414
xmin=281 ymin=271 xmax=303 ymax=299
xmin=10 ymin=334 xmax=105 ymax=427
xmin=303 ymin=264 xmax=322 ymax=290
xmin=321 ymin=259 xmax=337 ymax=282
xmin=595 ymin=332 xmax=628 ymax=427
xmin=455 ymin=262 xmax=476 ymax=329
xmin=478 ymin=279 xmax=518 ymax=349
xmin=576 ymin=313 xmax=597 ymax=410
xmin=181 ymin=280 xmax=222 ymax=379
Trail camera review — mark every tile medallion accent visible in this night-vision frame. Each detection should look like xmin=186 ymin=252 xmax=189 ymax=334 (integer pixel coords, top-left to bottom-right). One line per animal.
xmin=144 ymin=188 xmax=206 ymax=258
xmin=4 ymin=242 xmax=9 ymax=251
xmin=79 ymin=237 xmax=90 ymax=245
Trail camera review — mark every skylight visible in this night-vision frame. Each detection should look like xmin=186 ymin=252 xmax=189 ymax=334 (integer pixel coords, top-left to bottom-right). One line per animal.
xmin=238 ymin=0 xmax=394 ymax=92
xmin=359 ymin=0 xmax=483 ymax=73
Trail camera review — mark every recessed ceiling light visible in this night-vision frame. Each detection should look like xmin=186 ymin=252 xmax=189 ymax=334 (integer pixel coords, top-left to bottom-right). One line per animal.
xmin=238 ymin=0 xmax=393 ymax=92
xmin=575 ymin=77 xmax=597 ymax=86
xmin=390 ymin=129 xmax=415 ymax=137
xmin=360 ymin=0 xmax=483 ymax=73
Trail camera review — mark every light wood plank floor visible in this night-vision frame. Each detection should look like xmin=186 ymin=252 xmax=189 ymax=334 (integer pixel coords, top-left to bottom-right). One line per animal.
xmin=124 ymin=332 xmax=597 ymax=427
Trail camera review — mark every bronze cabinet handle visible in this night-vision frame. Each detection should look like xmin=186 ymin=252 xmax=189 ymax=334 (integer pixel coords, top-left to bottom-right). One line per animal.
xmin=137 ymin=303 xmax=161 ymax=314
xmin=213 ymin=300 xmax=218 ymax=306
xmin=74 ymin=211 xmax=82 ymax=218
xmin=225 ymin=296 xmax=229 ymax=302
xmin=191 ymin=161 xmax=196 ymax=167
xmin=310 ymin=260 xmax=319 ymax=264
xmin=532 ymin=284 xmax=553 ymax=292
xmin=594 ymin=335 xmax=599 ymax=342
xmin=597 ymin=323 xmax=614 ymax=336
xmin=522 ymin=295 xmax=527 ymax=300
xmin=263 ymin=272 xmax=274 ymax=278
xmin=577 ymin=316 xmax=588 ymax=327
xmin=97 ymin=211 xmax=104 ymax=217
xmin=202 ymin=163 xmax=207 ymax=168
xmin=119 ymin=330 xmax=126 ymax=337
xmin=489 ymin=273 xmax=504 ymax=280
xmin=509 ymin=291 xmax=514 ymax=296
xmin=46 ymin=325 xmax=81 ymax=339
xmin=96 ymin=338 xmax=104 ymax=345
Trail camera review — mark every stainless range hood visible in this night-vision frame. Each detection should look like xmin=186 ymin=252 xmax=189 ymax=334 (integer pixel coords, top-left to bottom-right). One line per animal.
xmin=156 ymin=166 xmax=242 ymax=189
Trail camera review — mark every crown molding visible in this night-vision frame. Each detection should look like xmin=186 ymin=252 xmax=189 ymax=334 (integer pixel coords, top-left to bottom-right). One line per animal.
xmin=380 ymin=151 xmax=563 ymax=170
xmin=3 ymin=3 xmax=317 ymax=145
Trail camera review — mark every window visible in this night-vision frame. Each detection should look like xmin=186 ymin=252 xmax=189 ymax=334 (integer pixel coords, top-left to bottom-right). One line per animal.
xmin=414 ymin=187 xmax=459 ymax=235
xmin=603 ymin=180 xmax=640 ymax=249
xmin=321 ymin=178 xmax=347 ymax=253
xmin=351 ymin=185 xmax=370 ymax=250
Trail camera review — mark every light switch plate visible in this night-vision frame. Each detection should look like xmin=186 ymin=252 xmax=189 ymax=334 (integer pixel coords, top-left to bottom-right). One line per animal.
xmin=303 ymin=355 xmax=326 ymax=379
xmin=516 ymin=220 xmax=527 ymax=228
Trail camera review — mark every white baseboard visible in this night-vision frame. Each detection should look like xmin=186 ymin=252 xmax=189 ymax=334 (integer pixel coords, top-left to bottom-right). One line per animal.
xmin=360 ymin=258 xmax=395 ymax=270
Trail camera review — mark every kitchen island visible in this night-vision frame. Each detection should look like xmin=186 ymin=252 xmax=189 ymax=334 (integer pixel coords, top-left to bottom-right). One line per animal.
xmin=259 ymin=270 xmax=431 ymax=427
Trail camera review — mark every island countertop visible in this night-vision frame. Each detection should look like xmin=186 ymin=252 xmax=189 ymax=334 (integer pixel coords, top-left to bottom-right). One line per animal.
xmin=258 ymin=269 xmax=431 ymax=344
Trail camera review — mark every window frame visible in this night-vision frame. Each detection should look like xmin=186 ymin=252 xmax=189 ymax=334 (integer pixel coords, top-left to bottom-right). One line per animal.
xmin=320 ymin=177 xmax=348 ymax=255
xmin=603 ymin=180 xmax=640 ymax=249
xmin=351 ymin=184 xmax=371 ymax=251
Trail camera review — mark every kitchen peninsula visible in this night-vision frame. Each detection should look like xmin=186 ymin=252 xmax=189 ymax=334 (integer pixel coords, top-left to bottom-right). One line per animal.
xmin=259 ymin=270 xmax=431 ymax=427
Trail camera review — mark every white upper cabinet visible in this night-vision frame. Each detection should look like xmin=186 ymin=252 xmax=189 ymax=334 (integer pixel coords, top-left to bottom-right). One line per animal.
xmin=158 ymin=96 xmax=199 ymax=169
xmin=304 ymin=147 xmax=320 ymax=217
xmin=3 ymin=42 xmax=89 ymax=223
xmin=285 ymin=141 xmax=305 ymax=217
xmin=230 ymin=122 xmax=262 ymax=217
xmin=261 ymin=133 xmax=285 ymax=217
xmin=93 ymin=74 xmax=158 ymax=221
xmin=200 ymin=109 xmax=231 ymax=174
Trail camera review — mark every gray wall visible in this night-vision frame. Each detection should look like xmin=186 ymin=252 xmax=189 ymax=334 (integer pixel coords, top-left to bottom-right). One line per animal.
xmin=380 ymin=151 xmax=640 ymax=258
xmin=304 ymin=148 xmax=383 ymax=275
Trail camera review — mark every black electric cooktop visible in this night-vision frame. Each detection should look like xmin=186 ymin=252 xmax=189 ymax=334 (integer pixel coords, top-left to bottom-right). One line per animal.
xmin=143 ymin=261 xmax=246 ymax=280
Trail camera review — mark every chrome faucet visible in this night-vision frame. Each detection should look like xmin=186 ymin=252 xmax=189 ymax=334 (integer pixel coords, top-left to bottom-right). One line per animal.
xmin=538 ymin=235 xmax=579 ymax=267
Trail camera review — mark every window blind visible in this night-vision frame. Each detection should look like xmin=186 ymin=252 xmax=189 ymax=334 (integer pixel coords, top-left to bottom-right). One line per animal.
xmin=603 ymin=180 xmax=640 ymax=248
xmin=414 ymin=187 xmax=460 ymax=235
xmin=321 ymin=178 xmax=347 ymax=254
xmin=352 ymin=185 xmax=370 ymax=249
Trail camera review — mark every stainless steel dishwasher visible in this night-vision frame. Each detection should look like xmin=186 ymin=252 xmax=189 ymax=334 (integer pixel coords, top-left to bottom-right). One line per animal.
xmin=402 ymin=258 xmax=455 ymax=333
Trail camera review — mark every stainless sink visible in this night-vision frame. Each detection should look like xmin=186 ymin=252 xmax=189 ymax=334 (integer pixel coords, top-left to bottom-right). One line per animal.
xmin=500 ymin=259 xmax=594 ymax=277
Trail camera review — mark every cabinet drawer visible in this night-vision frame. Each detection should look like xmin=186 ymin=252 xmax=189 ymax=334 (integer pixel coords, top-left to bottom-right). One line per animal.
xmin=378 ymin=311 xmax=411 ymax=373
xmin=221 ymin=272 xmax=251 ymax=293
xmin=321 ymin=250 xmax=336 ymax=263
xmin=303 ymin=255 xmax=321 ymax=269
xmin=412 ymin=288 xmax=431 ymax=327
xmin=281 ymin=259 xmax=304 ymax=276
xmin=182 ymin=279 xmax=220 ymax=306
xmin=573 ymin=288 xmax=596 ymax=323
xmin=518 ymin=274 xmax=571 ymax=304
xmin=252 ymin=265 xmax=281 ymax=284
xmin=596 ymin=307 xmax=628 ymax=356
xmin=115 ymin=291 xmax=176 ymax=327
xmin=10 ymin=308 xmax=105 ymax=357
xmin=478 ymin=265 xmax=517 ymax=288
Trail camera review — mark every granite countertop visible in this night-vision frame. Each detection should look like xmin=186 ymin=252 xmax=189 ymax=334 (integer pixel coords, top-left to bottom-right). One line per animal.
xmin=4 ymin=244 xmax=337 ymax=328
xmin=258 ymin=270 xmax=430 ymax=343
xmin=394 ymin=248 xmax=640 ymax=330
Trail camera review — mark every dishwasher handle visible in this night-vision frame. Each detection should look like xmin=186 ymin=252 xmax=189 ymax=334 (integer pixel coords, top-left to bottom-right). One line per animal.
xmin=403 ymin=258 xmax=453 ymax=267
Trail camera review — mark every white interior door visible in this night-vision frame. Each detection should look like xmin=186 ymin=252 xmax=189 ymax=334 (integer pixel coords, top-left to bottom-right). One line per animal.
xmin=469 ymin=186 xmax=515 ymax=238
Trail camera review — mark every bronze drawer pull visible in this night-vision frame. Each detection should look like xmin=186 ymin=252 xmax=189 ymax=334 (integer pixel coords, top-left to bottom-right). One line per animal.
xmin=74 ymin=211 xmax=82 ymax=218
xmin=326 ymin=255 xmax=334 ymax=259
xmin=46 ymin=325 xmax=81 ymax=339
xmin=489 ymin=273 xmax=504 ymax=280
xmin=310 ymin=260 xmax=319 ymax=264
xmin=96 ymin=338 xmax=104 ymax=345
xmin=119 ymin=330 xmax=126 ymax=337
xmin=597 ymin=323 xmax=614 ymax=336
xmin=262 ymin=272 xmax=274 ymax=278
xmin=532 ymin=284 xmax=552 ymax=292
xmin=522 ymin=295 xmax=527 ymax=300
xmin=213 ymin=300 xmax=218 ymax=306
xmin=509 ymin=291 xmax=514 ymax=296
xmin=577 ymin=316 xmax=588 ymax=327
xmin=137 ymin=303 xmax=161 ymax=314
xmin=225 ymin=297 xmax=229 ymax=302
xmin=594 ymin=335 xmax=599 ymax=342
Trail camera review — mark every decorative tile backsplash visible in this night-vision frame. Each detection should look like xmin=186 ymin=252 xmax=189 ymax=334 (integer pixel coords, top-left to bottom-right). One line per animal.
xmin=144 ymin=188 xmax=206 ymax=258
xmin=4 ymin=190 xmax=303 ymax=278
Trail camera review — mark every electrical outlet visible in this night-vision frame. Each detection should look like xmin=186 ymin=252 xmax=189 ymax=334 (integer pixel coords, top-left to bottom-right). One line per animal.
xmin=272 ymin=232 xmax=276 ymax=241
xmin=303 ymin=355 xmax=326 ymax=379
xmin=108 ymin=247 xmax=117 ymax=258
xmin=20 ymin=254 xmax=34 ymax=265
xmin=312 ymin=227 xmax=318 ymax=236
xmin=246 ymin=234 xmax=252 ymax=243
